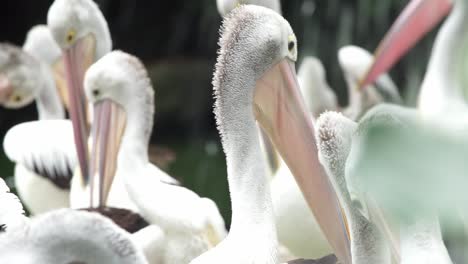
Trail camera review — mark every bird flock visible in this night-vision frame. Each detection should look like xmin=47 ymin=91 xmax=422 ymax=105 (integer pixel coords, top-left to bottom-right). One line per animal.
xmin=0 ymin=0 xmax=465 ymax=263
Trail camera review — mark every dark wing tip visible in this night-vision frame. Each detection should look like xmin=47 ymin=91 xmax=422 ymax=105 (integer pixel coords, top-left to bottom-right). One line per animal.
xmin=81 ymin=207 xmax=149 ymax=234
xmin=288 ymin=254 xmax=338 ymax=264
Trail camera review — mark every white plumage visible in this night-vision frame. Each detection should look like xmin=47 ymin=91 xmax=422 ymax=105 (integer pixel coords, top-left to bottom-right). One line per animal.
xmin=0 ymin=178 xmax=27 ymax=231
xmin=84 ymin=51 xmax=226 ymax=263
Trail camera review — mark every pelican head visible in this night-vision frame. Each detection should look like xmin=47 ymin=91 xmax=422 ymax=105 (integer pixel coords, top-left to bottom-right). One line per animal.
xmin=0 ymin=209 xmax=148 ymax=264
xmin=360 ymin=0 xmax=453 ymax=87
xmin=23 ymin=25 xmax=61 ymax=66
xmin=47 ymin=0 xmax=112 ymax=189
xmin=216 ymin=0 xmax=281 ymax=16
xmin=205 ymin=5 xmax=350 ymax=263
xmin=84 ymin=51 xmax=151 ymax=207
xmin=339 ymin=46 xmax=402 ymax=119
xmin=0 ymin=44 xmax=42 ymax=108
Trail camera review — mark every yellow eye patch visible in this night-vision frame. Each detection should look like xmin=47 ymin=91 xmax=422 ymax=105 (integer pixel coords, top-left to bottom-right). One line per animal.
xmin=66 ymin=29 xmax=76 ymax=44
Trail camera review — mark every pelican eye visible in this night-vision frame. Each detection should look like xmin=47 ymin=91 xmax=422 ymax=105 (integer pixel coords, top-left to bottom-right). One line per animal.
xmin=288 ymin=41 xmax=295 ymax=51
xmin=92 ymin=89 xmax=100 ymax=97
xmin=66 ymin=30 xmax=76 ymax=44
xmin=13 ymin=95 xmax=22 ymax=102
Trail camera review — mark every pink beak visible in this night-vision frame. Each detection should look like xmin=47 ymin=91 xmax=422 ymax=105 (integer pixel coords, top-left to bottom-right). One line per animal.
xmin=360 ymin=0 xmax=453 ymax=88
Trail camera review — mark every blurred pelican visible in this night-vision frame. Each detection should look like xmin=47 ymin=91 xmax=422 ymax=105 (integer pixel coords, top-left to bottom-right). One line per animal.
xmin=359 ymin=0 xmax=455 ymax=117
xmin=191 ymin=5 xmax=351 ymax=263
xmin=338 ymin=45 xmax=402 ymax=120
xmin=47 ymin=0 xmax=112 ymax=195
xmin=297 ymin=57 xmax=338 ymax=118
xmin=83 ymin=51 xmax=226 ymax=263
xmin=345 ymin=104 xmax=454 ymax=264
xmin=0 ymin=38 xmax=72 ymax=215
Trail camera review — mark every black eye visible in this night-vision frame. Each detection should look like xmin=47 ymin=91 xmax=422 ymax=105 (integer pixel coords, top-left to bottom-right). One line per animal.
xmin=288 ymin=41 xmax=295 ymax=51
xmin=13 ymin=95 xmax=21 ymax=102
xmin=92 ymin=89 xmax=100 ymax=97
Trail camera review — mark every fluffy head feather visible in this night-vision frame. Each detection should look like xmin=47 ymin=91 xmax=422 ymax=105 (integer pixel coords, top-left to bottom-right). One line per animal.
xmin=22 ymin=25 xmax=61 ymax=66
xmin=316 ymin=111 xmax=357 ymax=181
xmin=213 ymin=5 xmax=296 ymax=150
xmin=216 ymin=0 xmax=282 ymax=16
xmin=85 ymin=50 xmax=154 ymax=146
xmin=47 ymin=0 xmax=111 ymax=58
xmin=0 ymin=43 xmax=42 ymax=108
xmin=0 ymin=209 xmax=148 ymax=263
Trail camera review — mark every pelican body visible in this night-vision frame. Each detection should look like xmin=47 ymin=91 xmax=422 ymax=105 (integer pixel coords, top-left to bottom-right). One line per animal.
xmin=192 ymin=5 xmax=351 ymax=264
xmin=83 ymin=51 xmax=226 ymax=263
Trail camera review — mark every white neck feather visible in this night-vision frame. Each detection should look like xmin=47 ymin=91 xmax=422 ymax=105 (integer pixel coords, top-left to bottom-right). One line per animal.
xmin=216 ymin=54 xmax=278 ymax=256
xmin=36 ymin=64 xmax=65 ymax=120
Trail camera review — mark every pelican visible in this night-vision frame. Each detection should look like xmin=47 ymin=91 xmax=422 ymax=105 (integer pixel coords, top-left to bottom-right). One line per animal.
xmin=359 ymin=0 xmax=455 ymax=117
xmin=0 ymin=39 xmax=72 ymax=215
xmin=216 ymin=0 xmax=281 ymax=16
xmin=344 ymin=104 xmax=454 ymax=264
xmin=217 ymin=1 xmax=339 ymax=259
xmin=298 ymin=46 xmax=402 ymax=121
xmin=191 ymin=5 xmax=351 ymax=263
xmin=0 ymin=177 xmax=149 ymax=263
xmin=82 ymin=50 xmax=226 ymax=263
xmin=338 ymin=45 xmax=402 ymax=120
xmin=297 ymin=57 xmax=338 ymax=118
xmin=0 ymin=208 xmax=148 ymax=264
xmin=47 ymin=0 xmax=112 ymax=199
xmin=315 ymin=111 xmax=393 ymax=263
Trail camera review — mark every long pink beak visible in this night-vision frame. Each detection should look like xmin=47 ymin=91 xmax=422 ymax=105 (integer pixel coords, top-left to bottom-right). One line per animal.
xmin=360 ymin=0 xmax=453 ymax=88
xmin=63 ymin=38 xmax=94 ymax=186
xmin=89 ymin=99 xmax=126 ymax=207
xmin=0 ymin=74 xmax=13 ymax=103
xmin=254 ymin=59 xmax=351 ymax=263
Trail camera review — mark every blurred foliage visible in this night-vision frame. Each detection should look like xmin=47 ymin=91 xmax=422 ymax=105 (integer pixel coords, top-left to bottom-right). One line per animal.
xmin=0 ymin=0 xmax=442 ymax=226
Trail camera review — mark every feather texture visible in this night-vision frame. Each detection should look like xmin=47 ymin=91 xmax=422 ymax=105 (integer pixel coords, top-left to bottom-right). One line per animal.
xmin=0 ymin=178 xmax=26 ymax=232
xmin=3 ymin=120 xmax=77 ymax=189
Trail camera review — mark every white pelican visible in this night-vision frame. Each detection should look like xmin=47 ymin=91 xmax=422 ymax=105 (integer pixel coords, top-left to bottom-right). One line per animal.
xmin=216 ymin=0 xmax=281 ymax=16
xmin=359 ymin=0 xmax=455 ymax=117
xmin=191 ymin=5 xmax=351 ymax=263
xmin=0 ymin=40 xmax=72 ymax=215
xmin=338 ymin=45 xmax=402 ymax=120
xmin=83 ymin=50 xmax=226 ymax=263
xmin=0 ymin=178 xmax=148 ymax=264
xmin=315 ymin=111 xmax=392 ymax=263
xmin=297 ymin=57 xmax=338 ymax=118
xmin=47 ymin=0 xmax=112 ymax=196
xmin=0 ymin=208 xmax=148 ymax=264
xmin=217 ymin=1 xmax=339 ymax=259
xmin=345 ymin=104 xmax=454 ymax=264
